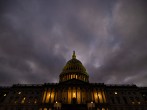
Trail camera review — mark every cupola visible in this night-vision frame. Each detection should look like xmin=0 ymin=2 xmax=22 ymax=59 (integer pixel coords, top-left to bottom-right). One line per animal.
xmin=59 ymin=51 xmax=89 ymax=82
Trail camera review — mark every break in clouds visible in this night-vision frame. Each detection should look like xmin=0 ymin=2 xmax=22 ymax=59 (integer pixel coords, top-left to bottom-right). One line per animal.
xmin=0 ymin=0 xmax=147 ymax=86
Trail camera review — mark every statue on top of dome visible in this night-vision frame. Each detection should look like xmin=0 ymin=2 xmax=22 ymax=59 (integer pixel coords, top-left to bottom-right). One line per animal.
xmin=72 ymin=51 xmax=76 ymax=59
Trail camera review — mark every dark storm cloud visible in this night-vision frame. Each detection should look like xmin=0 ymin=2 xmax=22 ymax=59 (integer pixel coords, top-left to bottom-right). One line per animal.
xmin=0 ymin=0 xmax=147 ymax=86
xmin=88 ymin=0 xmax=147 ymax=86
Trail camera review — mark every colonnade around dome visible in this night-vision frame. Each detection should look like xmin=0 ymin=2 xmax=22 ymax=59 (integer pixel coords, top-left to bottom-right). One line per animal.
xmin=59 ymin=73 xmax=89 ymax=82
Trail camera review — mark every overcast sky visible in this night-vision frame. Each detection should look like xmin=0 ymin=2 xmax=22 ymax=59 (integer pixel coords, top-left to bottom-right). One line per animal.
xmin=0 ymin=0 xmax=147 ymax=86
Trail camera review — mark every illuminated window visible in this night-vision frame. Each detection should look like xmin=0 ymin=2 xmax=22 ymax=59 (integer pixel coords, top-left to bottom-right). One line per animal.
xmin=46 ymin=91 xmax=51 ymax=103
xmin=77 ymin=88 xmax=81 ymax=104
xmin=4 ymin=94 xmax=6 ymax=96
xmin=102 ymin=91 xmax=106 ymax=103
xmin=51 ymin=90 xmax=55 ymax=103
xmin=42 ymin=90 xmax=46 ymax=103
xmin=114 ymin=92 xmax=117 ymax=95
xmin=68 ymin=88 xmax=71 ymax=104
xmin=98 ymin=91 xmax=103 ymax=103
xmin=94 ymin=91 xmax=98 ymax=103
xmin=76 ymin=75 xmax=77 ymax=79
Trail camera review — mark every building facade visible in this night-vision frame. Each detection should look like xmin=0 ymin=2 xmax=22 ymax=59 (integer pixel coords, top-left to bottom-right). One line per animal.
xmin=0 ymin=51 xmax=147 ymax=110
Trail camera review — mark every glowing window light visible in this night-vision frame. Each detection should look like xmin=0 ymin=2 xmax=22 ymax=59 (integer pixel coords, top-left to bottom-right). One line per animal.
xmin=42 ymin=90 xmax=46 ymax=103
xmin=73 ymin=93 xmax=76 ymax=98
xmin=46 ymin=92 xmax=51 ymax=103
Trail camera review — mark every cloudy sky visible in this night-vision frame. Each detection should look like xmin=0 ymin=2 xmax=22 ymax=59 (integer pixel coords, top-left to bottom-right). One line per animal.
xmin=0 ymin=0 xmax=147 ymax=86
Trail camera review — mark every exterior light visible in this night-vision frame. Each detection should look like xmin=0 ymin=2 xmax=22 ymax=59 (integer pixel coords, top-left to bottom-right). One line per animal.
xmin=18 ymin=92 xmax=21 ymax=94
xmin=4 ymin=94 xmax=6 ymax=96
xmin=138 ymin=102 xmax=140 ymax=104
xmin=91 ymin=101 xmax=93 ymax=103
xmin=34 ymin=100 xmax=37 ymax=104
xmin=56 ymin=101 xmax=57 ymax=103
xmin=114 ymin=92 xmax=117 ymax=95
xmin=21 ymin=97 xmax=26 ymax=104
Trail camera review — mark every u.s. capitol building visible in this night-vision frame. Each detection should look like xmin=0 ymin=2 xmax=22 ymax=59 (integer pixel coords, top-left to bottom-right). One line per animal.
xmin=0 ymin=51 xmax=147 ymax=110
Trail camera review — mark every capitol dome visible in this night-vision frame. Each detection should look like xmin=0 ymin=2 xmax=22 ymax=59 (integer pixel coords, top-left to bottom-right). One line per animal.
xmin=59 ymin=51 xmax=89 ymax=82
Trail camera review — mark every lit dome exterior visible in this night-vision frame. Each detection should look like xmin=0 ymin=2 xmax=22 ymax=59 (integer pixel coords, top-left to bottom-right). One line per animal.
xmin=59 ymin=51 xmax=89 ymax=82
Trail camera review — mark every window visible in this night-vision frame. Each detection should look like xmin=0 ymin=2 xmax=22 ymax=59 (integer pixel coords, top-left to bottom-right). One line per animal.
xmin=133 ymin=92 xmax=136 ymax=95
xmin=129 ymin=97 xmax=134 ymax=104
xmin=76 ymin=75 xmax=77 ymax=79
xmin=116 ymin=97 xmax=120 ymax=104
xmin=123 ymin=97 xmax=128 ymax=104
xmin=111 ymin=97 xmax=115 ymax=104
